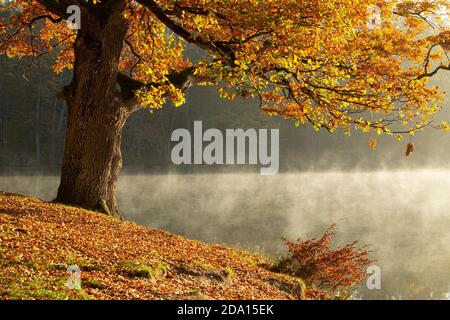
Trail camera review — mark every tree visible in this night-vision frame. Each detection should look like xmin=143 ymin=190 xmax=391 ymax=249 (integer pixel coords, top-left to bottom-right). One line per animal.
xmin=1 ymin=0 xmax=449 ymax=216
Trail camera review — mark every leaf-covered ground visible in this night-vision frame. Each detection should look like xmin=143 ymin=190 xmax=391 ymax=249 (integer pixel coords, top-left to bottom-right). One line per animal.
xmin=0 ymin=192 xmax=304 ymax=300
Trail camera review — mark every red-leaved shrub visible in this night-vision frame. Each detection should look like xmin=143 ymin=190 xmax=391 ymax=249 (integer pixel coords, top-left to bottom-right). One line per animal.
xmin=280 ymin=224 xmax=373 ymax=298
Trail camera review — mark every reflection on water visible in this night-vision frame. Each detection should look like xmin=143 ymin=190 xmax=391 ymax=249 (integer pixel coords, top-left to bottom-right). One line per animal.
xmin=1 ymin=170 xmax=450 ymax=299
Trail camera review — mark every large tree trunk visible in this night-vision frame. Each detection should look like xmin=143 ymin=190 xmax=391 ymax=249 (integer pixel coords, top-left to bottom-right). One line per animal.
xmin=56 ymin=2 xmax=129 ymax=216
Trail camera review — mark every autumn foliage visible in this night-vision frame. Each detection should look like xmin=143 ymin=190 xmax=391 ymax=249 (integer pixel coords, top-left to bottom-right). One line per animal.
xmin=0 ymin=0 xmax=449 ymax=138
xmin=279 ymin=225 xmax=373 ymax=298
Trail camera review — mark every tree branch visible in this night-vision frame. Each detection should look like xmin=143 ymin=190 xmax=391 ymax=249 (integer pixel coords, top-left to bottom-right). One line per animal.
xmin=136 ymin=0 xmax=235 ymax=61
xmin=26 ymin=14 xmax=63 ymax=25
xmin=35 ymin=0 xmax=69 ymax=18
xmin=416 ymin=64 xmax=450 ymax=80
xmin=116 ymin=65 xmax=213 ymax=112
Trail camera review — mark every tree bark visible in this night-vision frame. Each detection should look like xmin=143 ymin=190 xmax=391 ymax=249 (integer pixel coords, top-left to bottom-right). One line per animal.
xmin=56 ymin=2 xmax=129 ymax=216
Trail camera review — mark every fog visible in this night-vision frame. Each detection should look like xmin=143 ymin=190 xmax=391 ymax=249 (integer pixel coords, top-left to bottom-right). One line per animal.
xmin=2 ymin=170 xmax=450 ymax=299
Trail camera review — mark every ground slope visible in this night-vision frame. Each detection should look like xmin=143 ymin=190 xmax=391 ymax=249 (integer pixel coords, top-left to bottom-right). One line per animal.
xmin=0 ymin=192 xmax=303 ymax=300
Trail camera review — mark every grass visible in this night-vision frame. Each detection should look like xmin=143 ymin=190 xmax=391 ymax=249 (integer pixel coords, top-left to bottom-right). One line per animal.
xmin=2 ymin=271 xmax=92 ymax=300
xmin=85 ymin=279 xmax=106 ymax=290
xmin=187 ymin=288 xmax=201 ymax=295
xmin=223 ymin=266 xmax=235 ymax=278
xmin=122 ymin=260 xmax=168 ymax=279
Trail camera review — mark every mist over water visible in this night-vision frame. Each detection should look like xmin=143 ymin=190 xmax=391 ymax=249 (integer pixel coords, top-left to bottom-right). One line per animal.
xmin=2 ymin=170 xmax=450 ymax=299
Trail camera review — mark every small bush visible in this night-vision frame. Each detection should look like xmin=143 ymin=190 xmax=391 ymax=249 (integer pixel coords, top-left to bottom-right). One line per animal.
xmin=278 ymin=224 xmax=373 ymax=298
